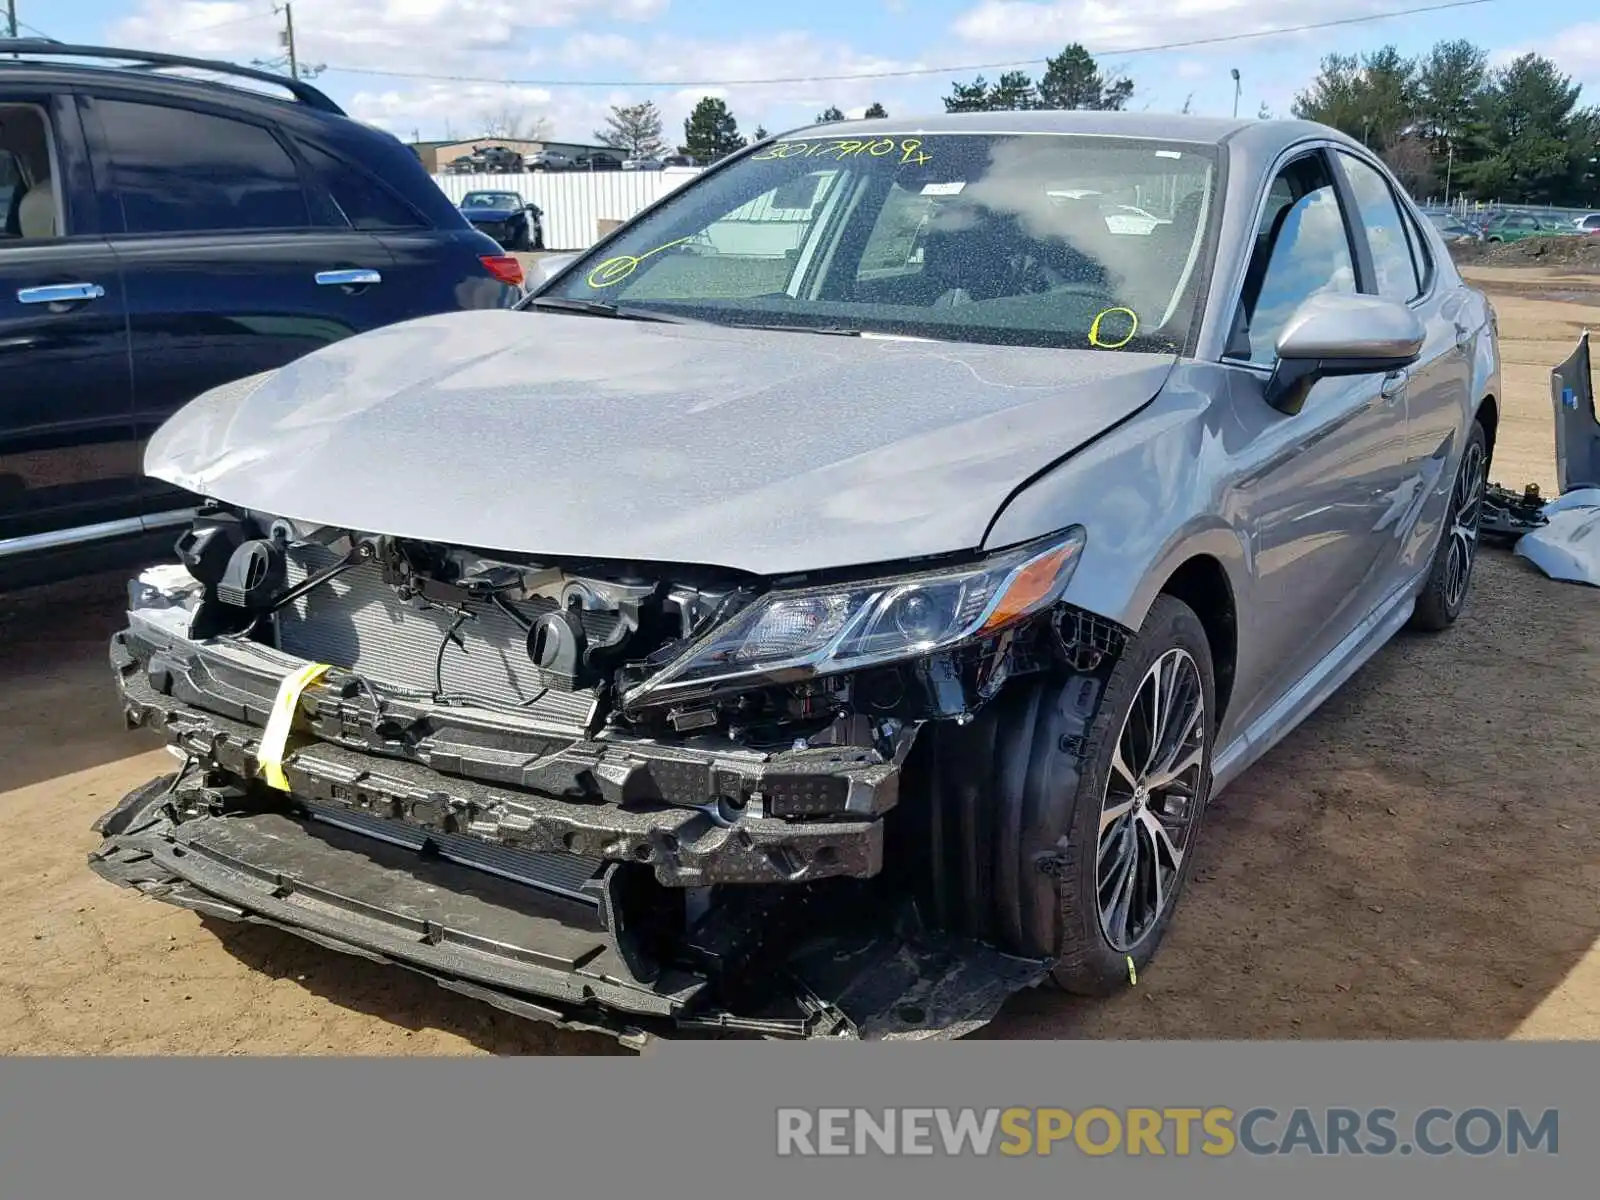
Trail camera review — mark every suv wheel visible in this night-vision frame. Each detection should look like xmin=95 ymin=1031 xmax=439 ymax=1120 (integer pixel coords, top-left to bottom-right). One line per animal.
xmin=903 ymin=594 xmax=1215 ymax=995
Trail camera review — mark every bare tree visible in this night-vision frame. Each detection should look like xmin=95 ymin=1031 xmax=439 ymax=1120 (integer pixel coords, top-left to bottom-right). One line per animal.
xmin=480 ymin=104 xmax=549 ymax=142
xmin=596 ymin=102 xmax=668 ymax=157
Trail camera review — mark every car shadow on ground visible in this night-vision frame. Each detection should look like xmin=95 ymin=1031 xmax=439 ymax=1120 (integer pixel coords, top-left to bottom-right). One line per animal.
xmin=0 ymin=570 xmax=164 ymax=793
xmin=198 ymin=918 xmax=630 ymax=1055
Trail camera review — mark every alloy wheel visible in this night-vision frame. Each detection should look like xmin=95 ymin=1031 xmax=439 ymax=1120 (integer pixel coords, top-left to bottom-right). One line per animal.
xmin=1096 ymin=648 xmax=1207 ymax=953
xmin=1444 ymin=439 xmax=1486 ymax=612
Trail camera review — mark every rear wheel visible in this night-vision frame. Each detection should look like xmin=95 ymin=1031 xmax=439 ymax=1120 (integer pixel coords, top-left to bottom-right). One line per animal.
xmin=1409 ymin=419 xmax=1487 ymax=632
xmin=907 ymin=594 xmax=1215 ymax=994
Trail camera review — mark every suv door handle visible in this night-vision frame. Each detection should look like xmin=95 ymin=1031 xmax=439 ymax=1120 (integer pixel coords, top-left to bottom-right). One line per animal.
xmin=17 ymin=282 xmax=105 ymax=305
xmin=1379 ymin=370 xmax=1408 ymax=403
xmin=315 ymin=268 xmax=382 ymax=287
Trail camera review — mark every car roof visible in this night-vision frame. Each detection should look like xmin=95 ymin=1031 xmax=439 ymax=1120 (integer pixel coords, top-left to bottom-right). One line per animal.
xmin=786 ymin=109 xmax=1357 ymax=158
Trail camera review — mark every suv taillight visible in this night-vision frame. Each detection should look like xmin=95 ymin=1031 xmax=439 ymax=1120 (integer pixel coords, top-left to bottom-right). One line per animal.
xmin=480 ymin=254 xmax=525 ymax=287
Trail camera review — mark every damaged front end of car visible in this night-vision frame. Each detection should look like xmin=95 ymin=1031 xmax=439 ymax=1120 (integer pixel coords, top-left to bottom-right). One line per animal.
xmin=91 ymin=504 xmax=1124 ymax=1042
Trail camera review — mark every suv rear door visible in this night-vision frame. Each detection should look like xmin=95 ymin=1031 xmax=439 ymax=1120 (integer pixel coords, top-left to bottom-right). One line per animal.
xmin=0 ymin=89 xmax=141 ymax=555
xmin=76 ymin=91 xmax=395 ymax=516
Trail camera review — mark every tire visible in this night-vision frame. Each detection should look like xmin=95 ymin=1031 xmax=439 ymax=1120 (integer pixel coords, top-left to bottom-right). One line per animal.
xmin=905 ymin=594 xmax=1216 ymax=995
xmin=1409 ymin=419 xmax=1488 ymax=632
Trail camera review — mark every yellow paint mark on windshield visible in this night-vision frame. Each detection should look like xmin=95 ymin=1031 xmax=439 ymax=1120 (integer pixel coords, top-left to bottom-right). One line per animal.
xmin=1090 ymin=307 xmax=1140 ymax=350
xmin=749 ymin=137 xmax=933 ymax=165
xmin=586 ymin=237 xmax=693 ymax=289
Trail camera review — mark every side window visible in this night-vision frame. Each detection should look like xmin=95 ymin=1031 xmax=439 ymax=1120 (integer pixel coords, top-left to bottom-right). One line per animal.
xmin=95 ymin=99 xmax=310 ymax=234
xmin=1337 ymin=152 xmax=1420 ymax=302
xmin=0 ymin=103 xmax=64 ymax=239
xmin=295 ymin=140 xmax=427 ymax=230
xmin=1232 ymin=155 xmax=1357 ymax=365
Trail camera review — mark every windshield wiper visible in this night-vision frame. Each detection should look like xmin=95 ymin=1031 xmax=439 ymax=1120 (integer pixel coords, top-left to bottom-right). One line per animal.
xmin=734 ymin=323 xmax=862 ymax=337
xmin=523 ymin=296 xmax=694 ymax=324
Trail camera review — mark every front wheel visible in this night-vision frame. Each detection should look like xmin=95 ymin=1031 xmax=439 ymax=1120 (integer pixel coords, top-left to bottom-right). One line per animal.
xmin=907 ymin=594 xmax=1216 ymax=995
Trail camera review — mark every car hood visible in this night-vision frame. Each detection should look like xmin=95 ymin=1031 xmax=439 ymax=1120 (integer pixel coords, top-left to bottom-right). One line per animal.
xmin=145 ymin=310 xmax=1175 ymax=576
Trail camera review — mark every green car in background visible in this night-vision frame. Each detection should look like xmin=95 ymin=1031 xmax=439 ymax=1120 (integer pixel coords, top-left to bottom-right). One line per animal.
xmin=1484 ymin=211 xmax=1572 ymax=243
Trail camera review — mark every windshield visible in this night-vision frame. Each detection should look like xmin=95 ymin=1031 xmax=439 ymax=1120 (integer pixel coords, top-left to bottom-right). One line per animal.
xmin=543 ymin=132 xmax=1220 ymax=353
xmin=463 ymin=192 xmax=521 ymax=208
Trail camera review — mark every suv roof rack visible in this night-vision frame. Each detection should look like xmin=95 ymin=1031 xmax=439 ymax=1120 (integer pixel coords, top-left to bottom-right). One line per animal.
xmin=0 ymin=39 xmax=345 ymax=115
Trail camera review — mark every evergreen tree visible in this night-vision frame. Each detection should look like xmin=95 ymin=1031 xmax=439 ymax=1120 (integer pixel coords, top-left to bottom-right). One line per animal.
xmin=1036 ymin=44 xmax=1133 ymax=110
xmin=680 ymin=96 xmax=746 ymax=161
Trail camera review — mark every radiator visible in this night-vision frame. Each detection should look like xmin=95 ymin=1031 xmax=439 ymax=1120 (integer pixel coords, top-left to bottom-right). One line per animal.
xmin=275 ymin=543 xmax=602 ymax=731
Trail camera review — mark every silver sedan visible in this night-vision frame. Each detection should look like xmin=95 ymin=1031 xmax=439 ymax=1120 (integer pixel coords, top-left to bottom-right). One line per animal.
xmin=104 ymin=110 xmax=1499 ymax=1034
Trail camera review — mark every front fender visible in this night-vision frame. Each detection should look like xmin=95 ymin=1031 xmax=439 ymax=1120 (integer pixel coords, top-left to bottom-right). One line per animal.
xmin=983 ymin=365 xmax=1249 ymax=636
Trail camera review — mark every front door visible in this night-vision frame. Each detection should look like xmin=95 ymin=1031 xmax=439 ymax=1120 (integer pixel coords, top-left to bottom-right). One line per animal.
xmin=1221 ymin=150 xmax=1414 ymax=736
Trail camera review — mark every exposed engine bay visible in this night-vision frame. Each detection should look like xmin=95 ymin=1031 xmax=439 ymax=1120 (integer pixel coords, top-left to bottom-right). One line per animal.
xmin=90 ymin=502 xmax=1121 ymax=1041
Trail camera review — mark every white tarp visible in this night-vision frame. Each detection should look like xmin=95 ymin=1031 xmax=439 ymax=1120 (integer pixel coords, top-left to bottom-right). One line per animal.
xmin=1515 ymin=488 xmax=1600 ymax=586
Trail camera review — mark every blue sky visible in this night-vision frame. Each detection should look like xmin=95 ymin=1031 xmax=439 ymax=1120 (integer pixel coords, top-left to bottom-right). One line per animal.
xmin=29 ymin=0 xmax=1600 ymax=144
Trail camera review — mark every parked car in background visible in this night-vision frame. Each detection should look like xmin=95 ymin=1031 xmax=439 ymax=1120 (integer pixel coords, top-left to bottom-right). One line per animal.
xmin=574 ymin=151 xmax=623 ymax=171
xmin=458 ymin=189 xmax=543 ymax=250
xmin=524 ymin=149 xmax=572 ymax=172
xmin=94 ymin=111 xmax=1499 ymax=1042
xmin=1574 ymin=213 xmax=1600 ymax=234
xmin=1425 ymin=211 xmax=1479 ymax=241
xmin=0 ymin=41 xmax=524 ymax=589
xmin=1483 ymin=211 xmax=1569 ymax=242
xmin=622 ymin=155 xmax=663 ymax=171
xmin=662 ymin=153 xmax=697 ymax=168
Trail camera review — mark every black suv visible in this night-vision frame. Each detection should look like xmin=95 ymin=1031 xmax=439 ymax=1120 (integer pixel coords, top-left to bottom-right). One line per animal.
xmin=0 ymin=42 xmax=525 ymax=588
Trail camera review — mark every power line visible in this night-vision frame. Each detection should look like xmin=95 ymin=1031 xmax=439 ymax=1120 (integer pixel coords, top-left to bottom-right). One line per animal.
xmin=312 ymin=0 xmax=1501 ymax=90
xmin=185 ymin=9 xmax=277 ymax=35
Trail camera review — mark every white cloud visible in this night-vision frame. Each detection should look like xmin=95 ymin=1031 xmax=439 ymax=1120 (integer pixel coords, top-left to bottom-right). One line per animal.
xmin=110 ymin=0 xmax=669 ymax=75
xmin=104 ymin=4 xmax=923 ymax=143
xmin=1500 ymin=21 xmax=1600 ymax=83
xmin=951 ymin=0 xmax=1397 ymax=51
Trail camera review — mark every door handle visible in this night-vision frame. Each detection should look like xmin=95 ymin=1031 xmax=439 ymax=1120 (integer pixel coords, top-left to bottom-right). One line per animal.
xmin=315 ymin=268 xmax=382 ymax=287
xmin=1379 ymin=370 xmax=1408 ymax=403
xmin=17 ymin=282 xmax=105 ymax=305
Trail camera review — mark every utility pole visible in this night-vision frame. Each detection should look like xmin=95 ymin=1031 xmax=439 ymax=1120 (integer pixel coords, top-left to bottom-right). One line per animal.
xmin=6 ymin=1 xmax=17 ymax=40
xmin=276 ymin=2 xmax=298 ymax=80
xmin=1230 ymin=68 xmax=1241 ymax=119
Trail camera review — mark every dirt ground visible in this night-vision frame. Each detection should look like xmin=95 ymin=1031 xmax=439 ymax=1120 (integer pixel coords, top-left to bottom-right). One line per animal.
xmin=2 ymin=267 xmax=1597 ymax=1054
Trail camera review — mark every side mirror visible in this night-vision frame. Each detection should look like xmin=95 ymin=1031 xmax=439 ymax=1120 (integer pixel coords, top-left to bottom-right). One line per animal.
xmin=1264 ymin=292 xmax=1425 ymax=415
xmin=526 ymin=252 xmax=579 ymax=292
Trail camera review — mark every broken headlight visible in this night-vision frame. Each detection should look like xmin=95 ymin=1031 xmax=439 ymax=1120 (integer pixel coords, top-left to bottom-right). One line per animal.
xmin=624 ymin=528 xmax=1086 ymax=706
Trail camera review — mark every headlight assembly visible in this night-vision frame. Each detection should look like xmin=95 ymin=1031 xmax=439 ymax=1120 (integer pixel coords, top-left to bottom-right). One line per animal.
xmin=624 ymin=527 xmax=1086 ymax=707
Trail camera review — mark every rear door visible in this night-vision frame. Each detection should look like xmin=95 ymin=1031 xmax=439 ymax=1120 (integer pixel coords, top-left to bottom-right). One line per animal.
xmin=77 ymin=92 xmax=393 ymax=517
xmin=1330 ymin=150 xmax=1474 ymax=582
xmin=288 ymin=136 xmax=516 ymax=318
xmin=0 ymin=90 xmax=140 ymax=554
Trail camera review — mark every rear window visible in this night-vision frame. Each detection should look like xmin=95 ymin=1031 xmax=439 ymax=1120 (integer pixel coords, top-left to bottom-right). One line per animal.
xmin=96 ymin=98 xmax=310 ymax=233
xmin=296 ymin=140 xmax=427 ymax=229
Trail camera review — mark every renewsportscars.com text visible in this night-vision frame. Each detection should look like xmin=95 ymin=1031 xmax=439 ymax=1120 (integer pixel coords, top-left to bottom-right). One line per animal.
xmin=776 ymin=1106 xmax=1559 ymax=1158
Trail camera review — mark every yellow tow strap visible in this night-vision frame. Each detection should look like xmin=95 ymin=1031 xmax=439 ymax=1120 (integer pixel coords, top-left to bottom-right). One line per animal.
xmin=256 ymin=662 xmax=331 ymax=791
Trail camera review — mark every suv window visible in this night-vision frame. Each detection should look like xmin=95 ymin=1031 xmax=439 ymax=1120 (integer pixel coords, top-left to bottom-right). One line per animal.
xmin=1231 ymin=154 xmax=1357 ymax=365
xmin=295 ymin=140 xmax=427 ymax=230
xmin=1337 ymin=152 xmax=1420 ymax=302
xmin=0 ymin=103 xmax=63 ymax=239
xmin=96 ymin=99 xmax=310 ymax=234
